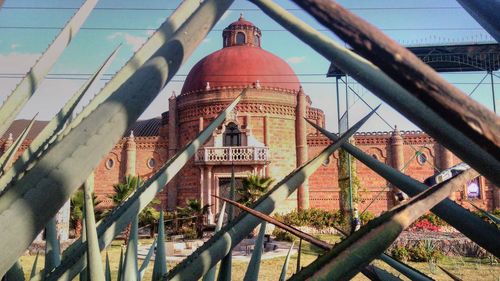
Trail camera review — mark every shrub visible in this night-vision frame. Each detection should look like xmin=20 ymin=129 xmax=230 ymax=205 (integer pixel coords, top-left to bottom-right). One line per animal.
xmin=391 ymin=246 xmax=410 ymax=262
xmin=408 ymin=240 xmax=443 ymax=262
xmin=272 ymin=228 xmax=295 ymax=242
xmin=359 ymin=211 xmax=375 ymax=225
xmin=273 ymin=208 xmax=344 ymax=229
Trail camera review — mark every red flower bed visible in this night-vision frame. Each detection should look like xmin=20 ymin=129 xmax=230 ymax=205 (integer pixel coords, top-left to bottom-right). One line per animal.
xmin=409 ymin=219 xmax=440 ymax=232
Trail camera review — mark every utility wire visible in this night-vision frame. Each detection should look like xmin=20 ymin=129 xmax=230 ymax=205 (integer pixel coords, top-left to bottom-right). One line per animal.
xmin=0 ymin=26 xmax=486 ymax=32
xmin=0 ymin=6 xmax=464 ymax=11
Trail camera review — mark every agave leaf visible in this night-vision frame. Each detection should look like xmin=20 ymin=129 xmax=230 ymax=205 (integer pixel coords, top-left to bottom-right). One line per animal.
xmin=167 ymin=107 xmax=378 ymax=281
xmin=469 ymin=202 xmax=500 ymax=225
xmin=44 ymin=218 xmax=61 ymax=274
xmin=45 ymin=91 xmax=243 ymax=281
xmin=105 ymin=252 xmax=111 ymax=281
xmin=139 ymin=237 xmax=157 ymax=280
xmin=217 ymin=168 xmax=236 ymax=281
xmin=117 ymin=247 xmax=124 ymax=281
xmin=251 ymin=0 xmax=500 ymax=189
xmin=214 ymin=195 xmax=331 ymax=251
xmin=83 ymin=174 xmax=106 ymax=280
xmin=379 ymin=253 xmax=434 ymax=281
xmin=217 ymin=195 xmax=404 ymax=281
xmin=29 ymin=252 xmax=40 ymax=279
xmin=3 ymin=260 xmax=24 ymax=281
xmin=0 ymin=0 xmax=98 ymax=137
xmin=0 ymin=113 xmax=37 ymax=174
xmin=0 ymin=45 xmax=121 ymax=193
xmin=0 ymin=0 xmax=234 ymax=276
xmin=306 ymin=119 xmax=500 ymax=257
xmin=80 ymin=209 xmax=87 ymax=281
xmin=437 ymin=265 xmax=463 ymax=281
xmin=296 ymin=239 xmax=302 ymax=274
xmin=202 ymin=203 xmax=226 ymax=281
xmin=279 ymin=241 xmax=295 ymax=281
xmin=122 ymin=215 xmax=139 ymax=281
xmin=243 ymin=222 xmax=267 ymax=281
xmin=288 ymin=169 xmax=478 ymax=280
xmin=152 ymin=210 xmax=167 ymax=281
xmin=370 ymin=265 xmax=403 ymax=281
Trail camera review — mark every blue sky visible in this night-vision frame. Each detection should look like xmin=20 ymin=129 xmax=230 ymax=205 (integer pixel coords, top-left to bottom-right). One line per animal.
xmin=0 ymin=0 xmax=497 ymax=132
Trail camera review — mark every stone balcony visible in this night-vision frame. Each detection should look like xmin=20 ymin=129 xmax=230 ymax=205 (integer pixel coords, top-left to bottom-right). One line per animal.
xmin=195 ymin=146 xmax=270 ymax=165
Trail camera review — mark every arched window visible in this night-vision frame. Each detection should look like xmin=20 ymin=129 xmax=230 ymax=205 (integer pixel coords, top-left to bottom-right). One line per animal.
xmin=224 ymin=35 xmax=229 ymax=47
xmin=236 ymin=32 xmax=246 ymax=45
xmin=224 ymin=122 xmax=241 ymax=146
xmin=253 ymin=34 xmax=260 ymax=46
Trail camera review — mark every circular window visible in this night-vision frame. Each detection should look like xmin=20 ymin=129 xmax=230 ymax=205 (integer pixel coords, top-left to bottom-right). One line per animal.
xmin=105 ymin=158 xmax=114 ymax=169
xmin=417 ymin=152 xmax=427 ymax=165
xmin=147 ymin=158 xmax=156 ymax=168
xmin=322 ymin=156 xmax=330 ymax=166
xmin=372 ymin=154 xmax=379 ymax=160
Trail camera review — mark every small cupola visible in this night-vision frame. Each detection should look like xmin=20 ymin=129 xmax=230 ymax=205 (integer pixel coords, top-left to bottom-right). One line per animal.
xmin=222 ymin=14 xmax=262 ymax=48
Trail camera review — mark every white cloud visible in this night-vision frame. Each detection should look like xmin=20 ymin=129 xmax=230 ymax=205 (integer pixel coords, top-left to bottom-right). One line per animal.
xmin=202 ymin=38 xmax=211 ymax=44
xmin=286 ymin=56 xmax=306 ymax=64
xmin=10 ymin=44 xmax=20 ymax=50
xmin=107 ymin=32 xmax=147 ymax=52
xmin=0 ymin=52 xmax=40 ymax=73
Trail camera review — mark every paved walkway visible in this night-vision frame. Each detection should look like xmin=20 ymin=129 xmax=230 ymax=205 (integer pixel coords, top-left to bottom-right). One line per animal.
xmin=138 ymin=239 xmax=295 ymax=262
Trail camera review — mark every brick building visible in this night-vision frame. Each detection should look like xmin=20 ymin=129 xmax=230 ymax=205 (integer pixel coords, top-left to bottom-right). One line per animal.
xmin=1 ymin=17 xmax=498 ymax=222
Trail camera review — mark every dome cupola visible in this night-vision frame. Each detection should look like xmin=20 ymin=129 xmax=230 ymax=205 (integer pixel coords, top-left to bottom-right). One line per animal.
xmin=223 ymin=14 xmax=262 ymax=48
xmin=180 ymin=16 xmax=300 ymax=94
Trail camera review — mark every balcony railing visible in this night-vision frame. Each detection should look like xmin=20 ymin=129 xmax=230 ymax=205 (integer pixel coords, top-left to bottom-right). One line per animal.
xmin=195 ymin=146 xmax=270 ymax=164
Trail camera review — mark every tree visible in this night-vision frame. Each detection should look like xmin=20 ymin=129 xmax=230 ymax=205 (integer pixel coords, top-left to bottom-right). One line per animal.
xmin=237 ymin=174 xmax=274 ymax=206
xmin=177 ymin=199 xmax=210 ymax=239
xmin=108 ymin=175 xmax=142 ymax=244
xmin=139 ymin=198 xmax=161 ymax=238
xmin=70 ymin=189 xmax=101 ymax=238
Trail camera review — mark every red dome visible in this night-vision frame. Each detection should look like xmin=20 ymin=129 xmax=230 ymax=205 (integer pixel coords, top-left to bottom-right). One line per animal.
xmin=181 ymin=46 xmax=301 ymax=94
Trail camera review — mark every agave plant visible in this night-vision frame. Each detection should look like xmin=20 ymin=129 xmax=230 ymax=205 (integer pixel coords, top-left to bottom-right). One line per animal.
xmin=0 ymin=0 xmax=499 ymax=280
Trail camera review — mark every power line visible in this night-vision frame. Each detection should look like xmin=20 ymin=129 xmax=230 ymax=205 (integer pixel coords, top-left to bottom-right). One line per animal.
xmin=0 ymin=6 xmax=464 ymax=11
xmin=0 ymin=26 xmax=485 ymax=32
xmin=0 ymin=75 xmax=497 ymax=85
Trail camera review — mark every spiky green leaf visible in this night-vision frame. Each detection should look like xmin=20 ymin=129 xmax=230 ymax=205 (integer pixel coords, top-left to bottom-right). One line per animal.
xmin=139 ymin=237 xmax=156 ymax=280
xmin=152 ymin=210 xmax=167 ymax=281
xmin=437 ymin=265 xmax=462 ymax=281
xmin=105 ymin=252 xmax=112 ymax=281
xmin=0 ymin=0 xmax=234 ymax=276
xmin=288 ymin=169 xmax=477 ymax=280
xmin=469 ymin=202 xmax=500 ymax=225
xmin=307 ymin=119 xmax=500 ymax=257
xmin=0 ymin=0 xmax=98 ymax=137
xmin=3 ymin=260 xmax=24 ymax=281
xmin=117 ymin=247 xmax=124 ymax=281
xmin=202 ymin=203 xmax=226 ymax=281
xmin=29 ymin=252 xmax=40 ymax=279
xmin=122 ymin=215 xmax=139 ymax=281
xmin=0 ymin=114 xmax=37 ymax=174
xmin=83 ymin=173 xmax=106 ymax=280
xmin=44 ymin=218 xmax=61 ymax=274
xmin=0 ymin=45 xmax=120 ymax=193
xmin=167 ymin=107 xmax=377 ymax=281
xmin=243 ymin=222 xmax=267 ymax=281
xmin=279 ymin=241 xmax=294 ymax=281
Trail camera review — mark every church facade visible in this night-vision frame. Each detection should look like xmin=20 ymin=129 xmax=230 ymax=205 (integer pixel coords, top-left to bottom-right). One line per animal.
xmin=1 ymin=17 xmax=498 ymax=222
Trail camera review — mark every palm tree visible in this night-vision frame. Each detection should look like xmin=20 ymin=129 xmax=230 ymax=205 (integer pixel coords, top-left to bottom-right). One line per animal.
xmin=109 ymin=175 xmax=142 ymax=244
xmin=237 ymin=174 xmax=274 ymax=206
xmin=70 ymin=190 xmax=84 ymax=237
xmin=70 ymin=189 xmax=101 ymax=238
xmin=177 ymin=199 xmax=210 ymax=238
